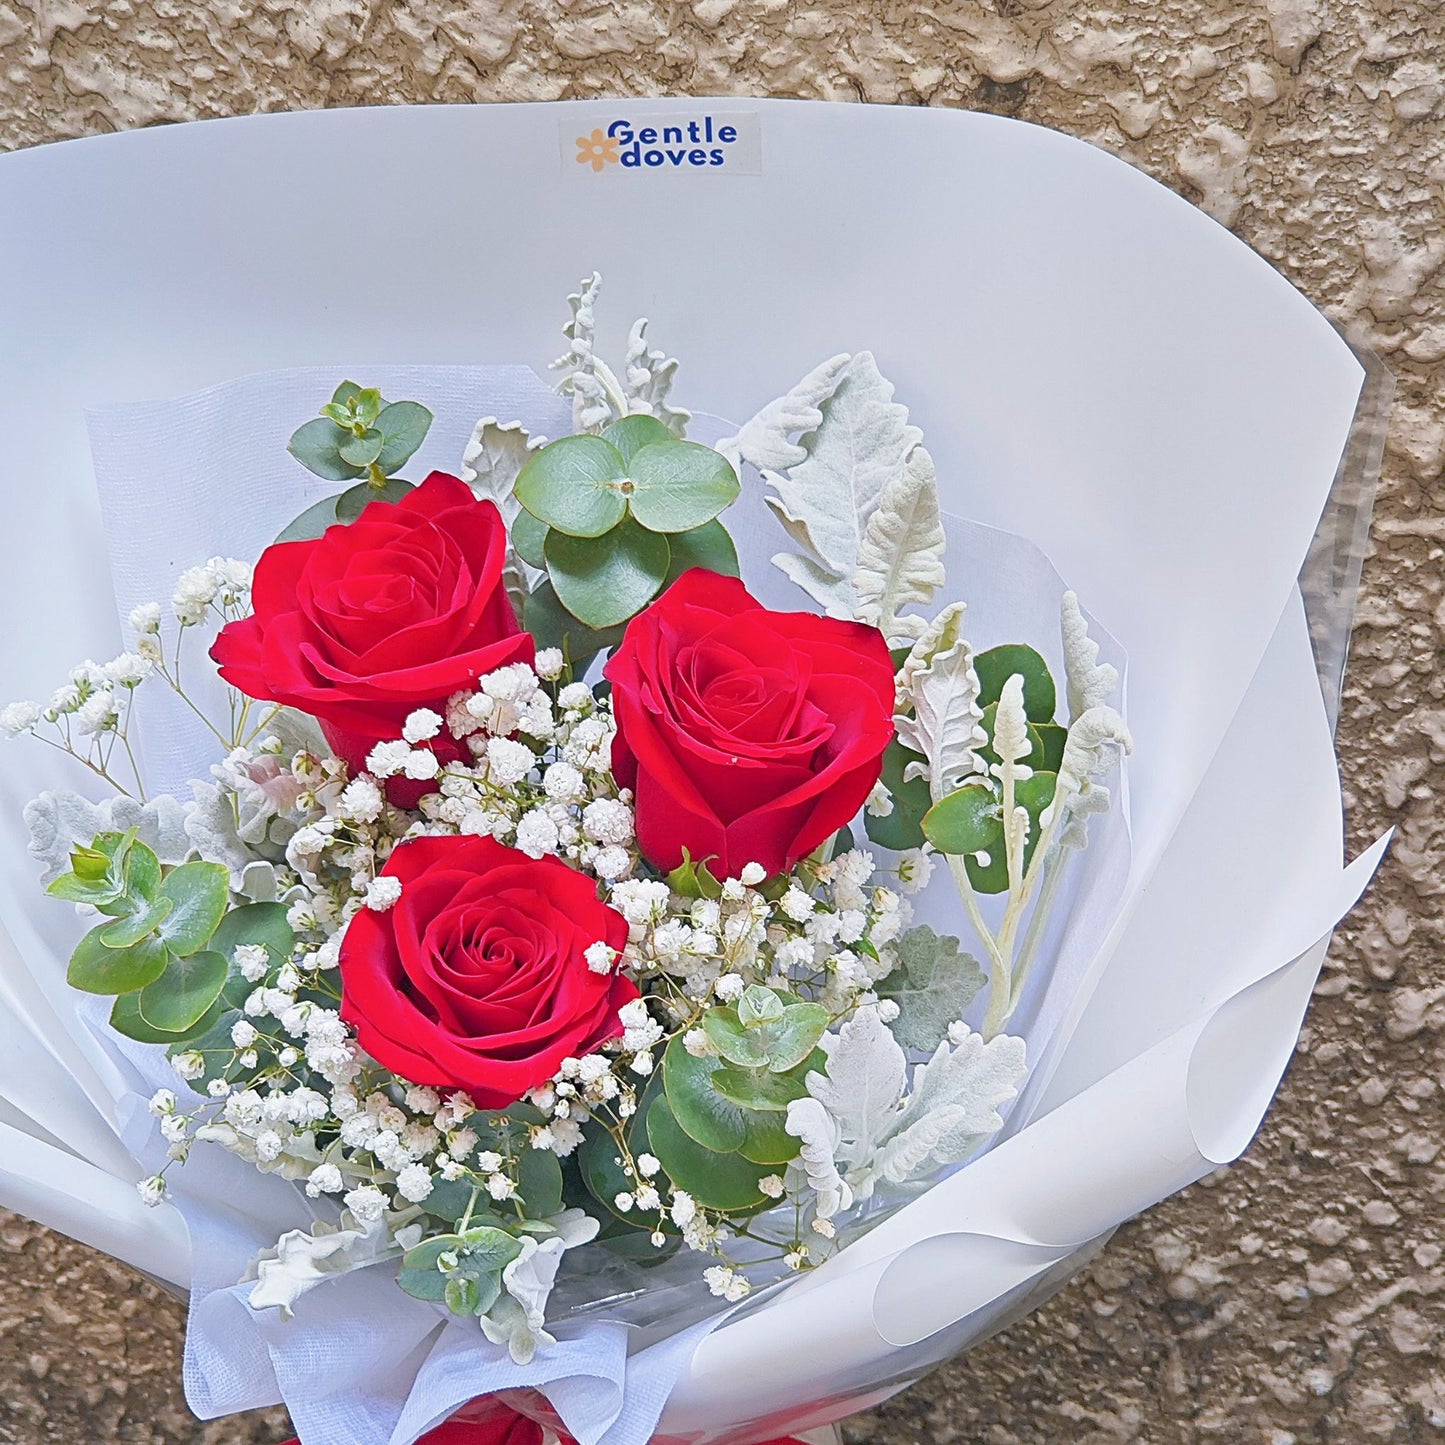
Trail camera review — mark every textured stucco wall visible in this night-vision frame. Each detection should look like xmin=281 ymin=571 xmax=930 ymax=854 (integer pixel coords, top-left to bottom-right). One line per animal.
xmin=0 ymin=2 xmax=1441 ymax=1441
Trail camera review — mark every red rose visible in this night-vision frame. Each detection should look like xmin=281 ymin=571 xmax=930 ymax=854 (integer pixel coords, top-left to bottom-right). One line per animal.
xmin=211 ymin=472 xmax=532 ymax=777
xmin=339 ymin=835 xmax=636 ymax=1108
xmin=604 ymin=570 xmax=895 ymax=879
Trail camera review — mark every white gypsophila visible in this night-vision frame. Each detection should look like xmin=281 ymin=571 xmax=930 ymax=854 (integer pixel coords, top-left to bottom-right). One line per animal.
xmin=534 ymin=648 xmax=565 ymax=680
xmin=0 ymin=701 xmax=41 ymax=736
xmin=394 ymin=1163 xmax=434 ymax=1204
xmin=582 ymin=797 xmax=633 ymax=846
xmin=402 ymin=708 xmax=443 ymax=744
xmin=338 ymin=776 xmax=384 ymax=824
xmin=364 ymin=876 xmax=402 ymax=912
xmin=486 ymin=736 xmax=535 ymax=787
xmin=128 ymin=601 xmax=162 ymax=634
xmin=366 ymin=740 xmax=413 ymax=779
xmin=103 ymin=652 xmax=153 ymax=687
xmin=73 ymin=689 xmax=118 ymax=736
xmin=515 ymin=809 xmax=559 ymax=859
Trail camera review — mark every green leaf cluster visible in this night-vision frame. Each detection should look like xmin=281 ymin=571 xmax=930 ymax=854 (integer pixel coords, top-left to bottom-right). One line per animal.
xmin=514 ymin=415 xmax=741 ymax=651
xmin=397 ymin=1224 xmax=523 ymax=1317
xmin=278 ymin=382 xmax=434 ymax=543
xmin=54 ymin=832 xmax=240 ymax=1043
xmin=642 ymin=988 xmax=827 ymax=1213
xmin=918 ymin=644 xmax=1063 ymax=892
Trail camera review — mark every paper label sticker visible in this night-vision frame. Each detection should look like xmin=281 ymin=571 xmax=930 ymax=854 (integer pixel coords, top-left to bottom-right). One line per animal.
xmin=564 ymin=110 xmax=762 ymax=176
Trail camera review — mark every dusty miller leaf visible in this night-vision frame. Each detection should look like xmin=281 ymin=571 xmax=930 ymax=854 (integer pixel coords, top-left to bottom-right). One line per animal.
xmin=24 ymin=790 xmax=192 ymax=887
xmin=758 ymin=352 xmax=923 ymax=617
xmin=805 ymin=1004 xmax=907 ymax=1165
xmin=460 ymin=417 xmax=547 ymax=609
xmin=548 ymin=272 xmax=616 ymax=432
xmin=1061 ymin=590 xmax=1119 ymax=721
xmin=1058 ymin=706 xmax=1132 ymax=793
xmin=892 ymin=1024 xmax=1028 ymax=1172
xmin=877 ymin=925 xmax=987 ymax=1053
xmin=784 ymin=1096 xmax=854 ymax=1219
xmin=460 ymin=417 xmax=544 ymax=521
xmin=716 ymin=352 xmax=851 ymax=474
xmin=623 ymin=318 xmax=690 ymax=437
xmin=852 ymin=444 xmax=946 ymax=645
xmin=895 ymin=604 xmax=989 ymax=801
xmin=874 ymin=1103 xmax=975 ymax=1186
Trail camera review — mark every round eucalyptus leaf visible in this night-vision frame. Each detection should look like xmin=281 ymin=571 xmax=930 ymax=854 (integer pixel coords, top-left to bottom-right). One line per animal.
xmin=974 ymin=644 xmax=1057 ymax=723
xmin=515 ymin=435 xmax=629 ymax=539
xmin=626 ymin=441 xmax=740 ymax=534
xmin=602 ymin=413 xmax=673 ymax=465
xmin=661 ymin=519 xmax=740 ymax=587
xmin=210 ymin=902 xmax=296 ymax=976
xmin=275 ymin=494 xmax=343 ymax=545
xmin=864 ymin=740 xmax=933 ymax=852
xmin=67 ymin=926 xmax=168 ymax=995
xmin=511 ymin=508 xmax=550 ymax=568
xmin=98 ymin=894 xmax=174 ymax=949
xmin=338 ymin=428 xmax=385 ymax=468
xmin=767 ymin=1002 xmax=831 ymax=1074
xmin=922 ymin=781 xmax=1004 ymax=858
xmin=137 ymin=948 xmax=229 ymax=1033
xmin=1036 ymin=722 xmax=1068 ymax=773
xmin=738 ymin=1107 xmax=802 ymax=1167
xmin=646 ymin=1096 xmax=770 ymax=1213
xmin=522 ymin=582 xmax=625 ymax=668
xmin=544 ymin=519 xmax=669 ymax=630
xmin=287 ymin=417 xmax=364 ymax=483
xmin=701 ymin=1006 xmax=771 ymax=1069
xmin=712 ymin=1065 xmax=809 ymax=1113
xmin=155 ymin=861 xmax=230 ymax=957
xmin=110 ymin=988 xmax=223 ymax=1045
xmin=374 ymin=400 xmax=433 ymax=474
xmin=662 ymin=1034 xmax=747 ymax=1152
xmin=336 ymin=476 xmax=416 ymax=523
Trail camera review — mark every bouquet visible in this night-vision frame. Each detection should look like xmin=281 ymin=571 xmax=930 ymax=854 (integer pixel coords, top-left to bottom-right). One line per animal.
xmin=0 ymin=92 xmax=1393 ymax=1439
xmin=6 ymin=275 xmax=1132 ymax=1375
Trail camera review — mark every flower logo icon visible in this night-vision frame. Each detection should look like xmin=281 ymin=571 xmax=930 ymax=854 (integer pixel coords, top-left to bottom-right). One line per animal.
xmin=575 ymin=128 xmax=620 ymax=171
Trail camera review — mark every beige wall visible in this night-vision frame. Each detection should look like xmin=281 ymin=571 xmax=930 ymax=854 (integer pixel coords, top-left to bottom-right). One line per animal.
xmin=1 ymin=2 xmax=1442 ymax=1440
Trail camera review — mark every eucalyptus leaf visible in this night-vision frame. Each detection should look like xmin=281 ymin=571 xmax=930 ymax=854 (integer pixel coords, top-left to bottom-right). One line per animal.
xmin=626 ymin=441 xmax=740 ymax=534
xmin=515 ymin=435 xmax=629 ymax=539
xmin=338 ymin=429 xmax=384 ymax=468
xmin=67 ymin=926 xmax=168 ymax=995
xmin=922 ymin=781 xmax=1003 ymax=858
xmin=712 ymin=1066 xmax=809 ymax=1113
xmin=602 ymin=413 xmax=672 ymax=464
xmin=864 ymin=740 xmax=933 ymax=852
xmin=110 ymin=989 xmax=222 ymax=1045
xmin=522 ymin=582 xmax=625 ymax=669
xmin=156 ymin=861 xmax=230 ymax=957
xmin=511 ymin=508 xmax=550 ymax=568
xmin=274 ymin=494 xmax=343 ymax=545
xmin=374 ymin=400 xmax=433 ymax=474
xmin=661 ymin=1034 xmax=747 ymax=1152
xmin=661 ymin=519 xmax=740 ymax=587
xmin=517 ymin=1146 xmax=564 ymax=1218
xmin=645 ymin=1096 xmax=770 ymax=1213
xmin=137 ymin=949 xmax=228 ymax=1032
xmin=544 ymin=519 xmax=669 ymax=630
xmin=288 ymin=417 xmax=364 ymax=482
xmin=98 ymin=894 xmax=174 ymax=948
xmin=974 ymin=644 xmax=1057 ymax=723
xmin=701 ymin=1007 xmax=771 ymax=1069
xmin=336 ymin=476 xmax=415 ymax=523
xmin=738 ymin=1106 xmax=802 ymax=1166
xmin=766 ymin=1003 xmax=830 ymax=1073
xmin=210 ymin=902 xmax=295 ymax=976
